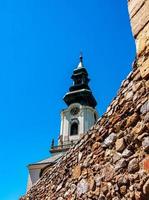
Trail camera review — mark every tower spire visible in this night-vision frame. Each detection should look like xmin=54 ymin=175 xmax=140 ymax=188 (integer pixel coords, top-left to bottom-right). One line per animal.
xmin=63 ymin=53 xmax=97 ymax=108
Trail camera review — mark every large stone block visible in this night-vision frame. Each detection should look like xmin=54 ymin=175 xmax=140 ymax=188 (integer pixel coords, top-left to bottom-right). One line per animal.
xmin=128 ymin=0 xmax=145 ymax=18
xmin=130 ymin=1 xmax=149 ymax=37
xmin=137 ymin=35 xmax=148 ymax=56
xmin=140 ymin=58 xmax=149 ymax=79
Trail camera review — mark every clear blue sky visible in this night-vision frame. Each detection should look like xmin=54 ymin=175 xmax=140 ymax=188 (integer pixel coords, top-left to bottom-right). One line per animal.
xmin=0 ymin=0 xmax=135 ymax=199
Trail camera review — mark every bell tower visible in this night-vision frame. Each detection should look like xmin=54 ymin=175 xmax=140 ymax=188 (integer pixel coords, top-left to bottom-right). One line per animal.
xmin=27 ymin=54 xmax=99 ymax=191
xmin=50 ymin=53 xmax=98 ymax=153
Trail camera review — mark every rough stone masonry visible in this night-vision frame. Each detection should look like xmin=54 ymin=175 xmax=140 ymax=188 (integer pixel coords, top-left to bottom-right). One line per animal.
xmin=20 ymin=0 xmax=149 ymax=199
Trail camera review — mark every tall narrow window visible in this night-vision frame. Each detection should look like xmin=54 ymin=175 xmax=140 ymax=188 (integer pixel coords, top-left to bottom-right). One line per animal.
xmin=94 ymin=113 xmax=97 ymax=122
xmin=70 ymin=122 xmax=78 ymax=136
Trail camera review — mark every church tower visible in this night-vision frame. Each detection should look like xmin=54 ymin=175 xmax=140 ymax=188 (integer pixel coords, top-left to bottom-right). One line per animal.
xmin=50 ymin=54 xmax=98 ymax=153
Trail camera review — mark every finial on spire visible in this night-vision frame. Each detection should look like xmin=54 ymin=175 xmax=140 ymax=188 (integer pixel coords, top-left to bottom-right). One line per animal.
xmin=77 ymin=52 xmax=84 ymax=69
xmin=80 ymin=52 xmax=83 ymax=63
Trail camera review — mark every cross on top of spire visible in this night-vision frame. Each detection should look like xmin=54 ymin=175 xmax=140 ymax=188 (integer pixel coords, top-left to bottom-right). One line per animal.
xmin=80 ymin=52 xmax=83 ymax=62
xmin=77 ymin=52 xmax=84 ymax=69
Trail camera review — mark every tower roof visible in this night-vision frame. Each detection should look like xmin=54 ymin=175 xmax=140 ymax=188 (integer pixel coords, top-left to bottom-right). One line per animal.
xmin=63 ymin=54 xmax=97 ymax=108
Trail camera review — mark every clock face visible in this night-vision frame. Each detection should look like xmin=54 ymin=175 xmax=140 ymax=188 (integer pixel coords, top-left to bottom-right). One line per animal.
xmin=70 ymin=107 xmax=80 ymax=116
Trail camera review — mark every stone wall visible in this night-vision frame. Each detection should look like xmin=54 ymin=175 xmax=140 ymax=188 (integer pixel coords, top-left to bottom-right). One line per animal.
xmin=128 ymin=0 xmax=149 ymax=57
xmin=20 ymin=1 xmax=149 ymax=199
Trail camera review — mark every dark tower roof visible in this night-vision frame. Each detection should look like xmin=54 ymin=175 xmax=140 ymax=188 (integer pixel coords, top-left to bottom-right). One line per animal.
xmin=63 ymin=54 xmax=97 ymax=108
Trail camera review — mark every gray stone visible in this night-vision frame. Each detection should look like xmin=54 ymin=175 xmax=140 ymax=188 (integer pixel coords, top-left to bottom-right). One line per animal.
xmin=77 ymin=179 xmax=88 ymax=196
xmin=103 ymin=133 xmax=116 ymax=147
xmin=117 ymin=176 xmax=128 ymax=186
xmin=115 ymin=158 xmax=127 ymax=171
xmin=128 ymin=158 xmax=139 ymax=173
xmin=94 ymin=174 xmax=101 ymax=186
xmin=114 ymin=184 xmax=119 ymax=192
xmin=122 ymin=148 xmax=133 ymax=158
xmin=142 ymin=137 xmax=149 ymax=152
xmin=140 ymin=100 xmax=149 ymax=114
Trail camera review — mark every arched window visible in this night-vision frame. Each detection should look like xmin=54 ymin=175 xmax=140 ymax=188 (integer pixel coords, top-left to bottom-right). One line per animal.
xmin=70 ymin=122 xmax=78 ymax=136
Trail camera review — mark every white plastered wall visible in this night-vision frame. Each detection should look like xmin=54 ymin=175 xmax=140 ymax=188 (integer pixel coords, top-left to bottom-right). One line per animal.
xmin=27 ymin=164 xmax=47 ymax=192
xmin=59 ymin=103 xmax=98 ymax=145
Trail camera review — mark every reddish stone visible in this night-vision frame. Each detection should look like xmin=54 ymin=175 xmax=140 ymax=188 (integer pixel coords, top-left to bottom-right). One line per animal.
xmin=143 ymin=157 xmax=149 ymax=172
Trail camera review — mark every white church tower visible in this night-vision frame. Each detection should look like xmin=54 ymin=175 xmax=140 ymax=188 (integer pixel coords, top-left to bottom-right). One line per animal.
xmin=27 ymin=54 xmax=98 ymax=191
xmin=50 ymin=53 xmax=98 ymax=153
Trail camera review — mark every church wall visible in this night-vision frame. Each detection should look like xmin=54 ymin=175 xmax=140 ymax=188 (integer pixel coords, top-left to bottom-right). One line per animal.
xmin=27 ymin=168 xmax=41 ymax=191
xmin=84 ymin=106 xmax=97 ymax=133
